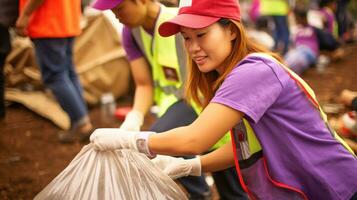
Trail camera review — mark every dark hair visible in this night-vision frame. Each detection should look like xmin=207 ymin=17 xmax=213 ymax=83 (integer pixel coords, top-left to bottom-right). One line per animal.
xmin=218 ymin=18 xmax=231 ymax=26
xmin=294 ymin=7 xmax=308 ymax=18
xmin=319 ymin=0 xmax=336 ymax=8
xmin=255 ymin=17 xmax=269 ymax=31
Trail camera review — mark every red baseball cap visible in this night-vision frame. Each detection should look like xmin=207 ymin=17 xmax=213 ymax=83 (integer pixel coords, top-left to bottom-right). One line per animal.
xmin=159 ymin=0 xmax=241 ymax=37
xmin=91 ymin=0 xmax=123 ymax=10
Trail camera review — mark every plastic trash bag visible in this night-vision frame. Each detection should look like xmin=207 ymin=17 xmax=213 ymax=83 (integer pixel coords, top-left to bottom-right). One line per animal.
xmin=34 ymin=144 xmax=188 ymax=200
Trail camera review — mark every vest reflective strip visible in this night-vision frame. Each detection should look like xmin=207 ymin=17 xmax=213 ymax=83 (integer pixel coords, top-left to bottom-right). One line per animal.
xmin=152 ymin=81 xmax=183 ymax=98
xmin=175 ymin=34 xmax=188 ymax=98
xmin=243 ymin=119 xmax=262 ymax=155
xmin=230 ymin=130 xmax=256 ymax=199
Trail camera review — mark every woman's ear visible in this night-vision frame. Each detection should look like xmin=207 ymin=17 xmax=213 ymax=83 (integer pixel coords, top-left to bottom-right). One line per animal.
xmin=229 ymin=24 xmax=237 ymax=41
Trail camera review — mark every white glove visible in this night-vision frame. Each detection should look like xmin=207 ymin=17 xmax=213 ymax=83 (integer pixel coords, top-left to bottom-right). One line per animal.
xmin=120 ymin=110 xmax=144 ymax=131
xmin=89 ymin=128 xmax=156 ymax=158
xmin=151 ymin=155 xmax=202 ymax=179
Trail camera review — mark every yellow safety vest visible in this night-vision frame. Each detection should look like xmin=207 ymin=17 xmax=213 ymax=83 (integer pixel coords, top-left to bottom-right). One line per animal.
xmin=131 ymin=5 xmax=230 ymax=149
xmin=260 ymin=0 xmax=289 ymax=16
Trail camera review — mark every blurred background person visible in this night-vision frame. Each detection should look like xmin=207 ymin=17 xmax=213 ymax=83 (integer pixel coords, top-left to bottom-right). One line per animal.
xmin=319 ymin=0 xmax=339 ymax=39
xmin=259 ymin=0 xmax=291 ymax=55
xmin=284 ymin=7 xmax=319 ymax=74
xmin=336 ymin=0 xmax=351 ymax=43
xmin=15 ymin=0 xmax=93 ymax=143
xmin=0 ymin=0 xmax=19 ymax=120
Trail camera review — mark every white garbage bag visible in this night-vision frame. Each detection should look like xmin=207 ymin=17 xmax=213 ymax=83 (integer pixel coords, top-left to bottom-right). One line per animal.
xmin=34 ymin=144 xmax=188 ymax=200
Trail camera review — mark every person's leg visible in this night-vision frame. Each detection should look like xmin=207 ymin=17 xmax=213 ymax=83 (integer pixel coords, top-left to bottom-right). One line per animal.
xmin=267 ymin=16 xmax=279 ymax=52
xmin=272 ymin=15 xmax=290 ymax=55
xmin=284 ymin=49 xmax=308 ymax=75
xmin=211 ymin=167 xmax=248 ymax=200
xmin=285 ymin=46 xmax=316 ymax=75
xmin=63 ymin=37 xmax=93 ymax=134
xmin=32 ymin=38 xmax=91 ymax=136
xmin=150 ymin=100 xmax=211 ymax=199
xmin=60 ymin=37 xmax=93 ymax=138
xmin=336 ymin=0 xmax=349 ymax=39
xmin=65 ymin=37 xmax=86 ymax=105
xmin=0 ymin=26 xmax=11 ymax=119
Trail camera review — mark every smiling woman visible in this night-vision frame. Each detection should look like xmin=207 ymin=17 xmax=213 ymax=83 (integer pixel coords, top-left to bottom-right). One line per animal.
xmin=182 ymin=19 xmax=280 ymax=108
xmin=90 ymin=0 xmax=243 ymax=199
xmin=181 ymin=20 xmax=235 ymax=74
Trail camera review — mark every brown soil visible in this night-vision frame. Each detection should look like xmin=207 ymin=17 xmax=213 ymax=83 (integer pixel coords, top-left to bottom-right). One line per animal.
xmin=1 ymin=43 xmax=357 ymax=200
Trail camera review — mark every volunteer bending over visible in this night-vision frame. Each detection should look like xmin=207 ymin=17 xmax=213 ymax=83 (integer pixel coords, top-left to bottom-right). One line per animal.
xmin=90 ymin=0 xmax=357 ymax=199
xmin=91 ymin=0 xmax=244 ymax=199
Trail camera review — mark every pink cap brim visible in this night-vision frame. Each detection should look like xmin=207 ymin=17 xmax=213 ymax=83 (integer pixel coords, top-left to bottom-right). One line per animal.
xmin=159 ymin=14 xmax=220 ymax=37
xmin=91 ymin=0 xmax=123 ymax=10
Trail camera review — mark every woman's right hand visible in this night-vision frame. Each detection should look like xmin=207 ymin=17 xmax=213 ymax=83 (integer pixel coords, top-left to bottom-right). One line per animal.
xmin=119 ymin=110 xmax=144 ymax=131
xmin=89 ymin=128 xmax=156 ymax=158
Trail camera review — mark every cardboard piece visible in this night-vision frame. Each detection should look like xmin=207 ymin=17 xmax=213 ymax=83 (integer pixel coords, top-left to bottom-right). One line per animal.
xmin=5 ymin=89 xmax=70 ymax=130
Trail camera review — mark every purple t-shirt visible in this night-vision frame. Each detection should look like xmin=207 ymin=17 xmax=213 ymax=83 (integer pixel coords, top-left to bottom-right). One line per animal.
xmin=320 ymin=7 xmax=335 ymax=35
xmin=211 ymin=55 xmax=357 ymax=199
xmin=294 ymin=25 xmax=319 ymax=56
xmin=122 ymin=23 xmax=156 ymax=61
xmin=122 ymin=26 xmax=144 ymax=61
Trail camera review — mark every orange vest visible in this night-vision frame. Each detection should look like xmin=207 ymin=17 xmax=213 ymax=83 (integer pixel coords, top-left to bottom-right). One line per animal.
xmin=19 ymin=0 xmax=81 ymax=38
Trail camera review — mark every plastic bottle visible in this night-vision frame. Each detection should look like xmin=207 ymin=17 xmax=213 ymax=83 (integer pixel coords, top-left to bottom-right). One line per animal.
xmin=100 ymin=92 xmax=116 ymax=123
xmin=316 ymin=55 xmax=330 ymax=73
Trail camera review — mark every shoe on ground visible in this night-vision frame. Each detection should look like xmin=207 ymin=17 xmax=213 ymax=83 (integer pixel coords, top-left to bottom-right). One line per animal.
xmin=58 ymin=128 xmax=93 ymax=144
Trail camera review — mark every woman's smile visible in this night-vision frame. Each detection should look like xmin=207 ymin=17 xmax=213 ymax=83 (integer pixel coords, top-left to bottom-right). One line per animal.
xmin=193 ymin=56 xmax=207 ymax=66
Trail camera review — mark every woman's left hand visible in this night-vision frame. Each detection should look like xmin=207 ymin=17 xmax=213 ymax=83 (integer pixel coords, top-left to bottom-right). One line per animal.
xmin=152 ymin=155 xmax=202 ymax=179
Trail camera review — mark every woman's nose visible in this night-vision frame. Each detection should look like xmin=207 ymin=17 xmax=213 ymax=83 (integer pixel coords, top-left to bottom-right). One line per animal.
xmin=188 ymin=40 xmax=200 ymax=54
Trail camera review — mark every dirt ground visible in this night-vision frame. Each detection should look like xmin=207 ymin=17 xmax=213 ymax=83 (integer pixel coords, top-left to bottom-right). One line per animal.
xmin=1 ymin=43 xmax=357 ymax=200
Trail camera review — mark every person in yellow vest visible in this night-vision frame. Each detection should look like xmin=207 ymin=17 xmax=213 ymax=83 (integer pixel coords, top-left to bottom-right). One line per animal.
xmin=15 ymin=0 xmax=94 ymax=143
xmin=89 ymin=0 xmax=357 ymax=199
xmin=91 ymin=0 xmax=247 ymax=199
xmin=259 ymin=0 xmax=291 ymax=55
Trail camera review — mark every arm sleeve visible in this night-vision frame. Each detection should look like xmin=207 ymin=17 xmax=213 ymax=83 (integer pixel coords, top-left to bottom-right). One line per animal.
xmin=211 ymin=59 xmax=283 ymax=123
xmin=122 ymin=26 xmax=144 ymax=61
